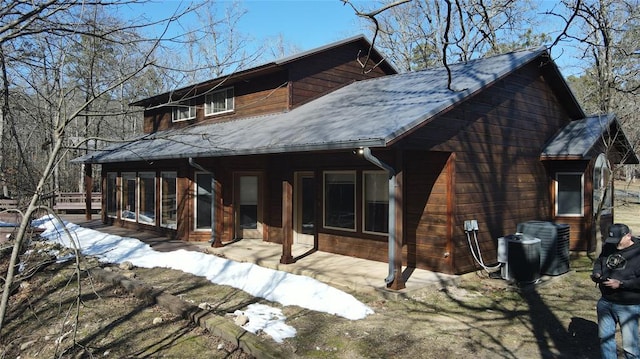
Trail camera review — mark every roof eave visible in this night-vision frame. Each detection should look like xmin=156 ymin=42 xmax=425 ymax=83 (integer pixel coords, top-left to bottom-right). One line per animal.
xmin=539 ymin=154 xmax=588 ymax=161
xmin=72 ymin=139 xmax=387 ymax=164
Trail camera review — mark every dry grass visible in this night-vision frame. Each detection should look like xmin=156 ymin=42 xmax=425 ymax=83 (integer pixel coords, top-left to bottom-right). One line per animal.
xmin=3 ymin=184 xmax=640 ymax=358
xmin=614 ymin=179 xmax=640 ymax=230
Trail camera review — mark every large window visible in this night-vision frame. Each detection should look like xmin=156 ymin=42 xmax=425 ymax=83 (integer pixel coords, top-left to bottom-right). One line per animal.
xmin=205 ymin=87 xmax=234 ymax=116
xmin=106 ymin=172 xmax=117 ymax=218
xmin=594 ymin=154 xmax=612 ymax=215
xmin=138 ymin=172 xmax=156 ymax=225
xmin=121 ymin=172 xmax=137 ymax=221
xmin=172 ymin=102 xmax=195 ymax=122
xmin=161 ymin=172 xmax=177 ymax=229
xmin=195 ymin=173 xmax=213 ymax=230
xmin=556 ymin=172 xmax=583 ymax=216
xmin=363 ymin=171 xmax=389 ymax=234
xmin=324 ymin=172 xmax=356 ymax=231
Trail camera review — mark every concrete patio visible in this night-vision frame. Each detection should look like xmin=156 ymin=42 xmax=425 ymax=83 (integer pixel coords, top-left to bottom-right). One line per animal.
xmin=55 ymin=214 xmax=458 ymax=297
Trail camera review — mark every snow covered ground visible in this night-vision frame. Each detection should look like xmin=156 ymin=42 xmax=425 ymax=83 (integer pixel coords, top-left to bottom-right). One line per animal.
xmin=24 ymin=215 xmax=373 ymax=343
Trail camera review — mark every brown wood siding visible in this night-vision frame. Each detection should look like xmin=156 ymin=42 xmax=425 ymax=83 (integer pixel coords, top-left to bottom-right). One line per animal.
xmin=232 ymin=73 xmax=289 ymax=117
xmin=317 ymin=232 xmax=388 ymax=261
xmin=142 ymin=71 xmax=290 ymax=133
xmin=546 ymin=159 xmax=597 ymax=252
xmin=142 ymin=42 xmax=393 ymax=134
xmin=289 ymin=43 xmax=390 ymax=107
xmin=404 ymin=151 xmax=454 ymax=273
xmin=265 ymin=156 xmax=288 ymax=244
xmin=403 ymin=61 xmax=571 ymax=274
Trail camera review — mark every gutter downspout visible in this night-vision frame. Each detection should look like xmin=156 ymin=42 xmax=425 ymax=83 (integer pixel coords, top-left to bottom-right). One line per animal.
xmin=188 ymin=158 xmax=216 ymax=244
xmin=362 ymin=147 xmax=397 ymax=285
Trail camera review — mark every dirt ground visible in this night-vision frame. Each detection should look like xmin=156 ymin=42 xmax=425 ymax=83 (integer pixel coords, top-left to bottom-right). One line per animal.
xmin=0 ymin=246 xmax=603 ymax=359
xmin=2 ymin=181 xmax=640 ymax=358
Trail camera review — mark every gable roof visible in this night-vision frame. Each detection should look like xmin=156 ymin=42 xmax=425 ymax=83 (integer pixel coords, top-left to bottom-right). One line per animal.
xmin=541 ymin=114 xmax=639 ymax=164
xmin=131 ymin=35 xmax=396 ymax=107
xmin=75 ymin=46 xmax=581 ymax=164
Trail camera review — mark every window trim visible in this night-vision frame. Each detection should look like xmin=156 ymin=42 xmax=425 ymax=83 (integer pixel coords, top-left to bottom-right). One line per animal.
xmin=323 ymin=170 xmax=357 ymax=232
xmin=204 ymin=87 xmax=234 ymax=116
xmin=555 ymin=172 xmax=584 ymax=217
xmin=172 ymin=102 xmax=196 ymax=122
xmin=362 ymin=170 xmax=389 ymax=236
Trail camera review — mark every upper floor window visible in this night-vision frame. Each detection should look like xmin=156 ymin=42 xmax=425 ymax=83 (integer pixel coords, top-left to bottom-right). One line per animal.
xmin=205 ymin=87 xmax=234 ymax=116
xmin=172 ymin=102 xmax=195 ymax=122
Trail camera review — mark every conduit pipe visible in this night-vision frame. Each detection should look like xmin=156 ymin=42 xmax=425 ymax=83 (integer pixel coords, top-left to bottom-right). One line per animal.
xmin=188 ymin=158 xmax=216 ymax=244
xmin=361 ymin=147 xmax=397 ymax=285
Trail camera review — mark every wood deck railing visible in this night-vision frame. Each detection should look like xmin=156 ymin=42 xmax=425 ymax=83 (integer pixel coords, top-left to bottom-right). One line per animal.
xmin=0 ymin=198 xmax=18 ymax=210
xmin=53 ymin=192 xmax=102 ymax=213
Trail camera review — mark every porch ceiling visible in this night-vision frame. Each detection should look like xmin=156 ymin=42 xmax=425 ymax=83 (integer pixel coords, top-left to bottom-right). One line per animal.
xmin=75 ymin=47 xmax=551 ymax=164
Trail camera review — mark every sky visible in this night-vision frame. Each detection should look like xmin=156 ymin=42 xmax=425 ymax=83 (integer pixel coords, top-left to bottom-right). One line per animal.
xmin=238 ymin=0 xmax=367 ymax=50
xmin=129 ymin=0 xmax=579 ymax=76
xmin=130 ymin=0 xmax=369 ymax=52
xmin=17 ymin=216 xmax=374 ymax=343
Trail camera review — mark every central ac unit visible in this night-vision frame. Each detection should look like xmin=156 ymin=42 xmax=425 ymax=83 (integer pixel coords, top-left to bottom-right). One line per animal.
xmin=517 ymin=221 xmax=570 ymax=276
xmin=497 ymin=234 xmax=541 ymax=284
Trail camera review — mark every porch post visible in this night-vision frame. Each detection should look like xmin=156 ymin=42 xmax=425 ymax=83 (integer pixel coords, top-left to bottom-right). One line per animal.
xmin=84 ymin=163 xmax=92 ymax=221
xmin=388 ymin=152 xmax=405 ymax=290
xmin=280 ymin=179 xmax=295 ymax=264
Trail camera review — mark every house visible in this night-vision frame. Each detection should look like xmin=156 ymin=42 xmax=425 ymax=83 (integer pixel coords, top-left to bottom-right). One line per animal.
xmin=74 ymin=35 xmax=638 ymax=290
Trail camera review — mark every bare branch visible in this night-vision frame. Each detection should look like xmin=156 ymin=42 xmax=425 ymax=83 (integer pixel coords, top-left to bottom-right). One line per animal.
xmin=342 ymin=0 xmax=411 ymax=73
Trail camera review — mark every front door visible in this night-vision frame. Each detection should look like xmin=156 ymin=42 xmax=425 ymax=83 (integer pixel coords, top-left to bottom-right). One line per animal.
xmin=294 ymin=172 xmax=315 ymax=246
xmin=235 ymin=174 xmax=262 ymax=239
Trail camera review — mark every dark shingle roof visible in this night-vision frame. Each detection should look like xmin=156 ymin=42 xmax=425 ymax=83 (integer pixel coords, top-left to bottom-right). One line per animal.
xmin=541 ymin=114 xmax=639 ymax=163
xmin=76 ymin=46 xmax=560 ymax=164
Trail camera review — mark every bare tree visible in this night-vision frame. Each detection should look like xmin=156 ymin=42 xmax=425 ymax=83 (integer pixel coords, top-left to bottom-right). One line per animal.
xmin=549 ymin=0 xmax=640 ymax=254
xmin=263 ymin=34 xmax=303 ymax=59
xmin=346 ymin=0 xmax=543 ymax=73
xmin=158 ymin=0 xmax=262 ymax=90
xmin=0 ymin=0 xmax=269 ymax=341
xmin=0 ymin=0 xmax=202 ymax=338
